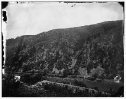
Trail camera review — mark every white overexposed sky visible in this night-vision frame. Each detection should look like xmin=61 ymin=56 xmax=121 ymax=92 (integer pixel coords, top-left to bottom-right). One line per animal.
xmin=6 ymin=2 xmax=123 ymax=39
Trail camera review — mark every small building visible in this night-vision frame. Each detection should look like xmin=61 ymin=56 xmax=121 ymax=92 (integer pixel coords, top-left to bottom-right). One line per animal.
xmin=14 ymin=75 xmax=21 ymax=82
xmin=114 ymin=75 xmax=121 ymax=83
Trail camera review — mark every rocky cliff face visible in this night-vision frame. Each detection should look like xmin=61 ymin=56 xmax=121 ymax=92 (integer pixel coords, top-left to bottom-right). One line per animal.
xmin=5 ymin=20 xmax=124 ymax=80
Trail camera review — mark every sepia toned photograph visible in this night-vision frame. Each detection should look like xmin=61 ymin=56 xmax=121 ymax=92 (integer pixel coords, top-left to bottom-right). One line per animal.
xmin=2 ymin=1 xmax=124 ymax=97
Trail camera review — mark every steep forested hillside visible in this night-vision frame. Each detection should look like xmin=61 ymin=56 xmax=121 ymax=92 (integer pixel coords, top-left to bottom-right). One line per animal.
xmin=5 ymin=20 xmax=124 ymax=80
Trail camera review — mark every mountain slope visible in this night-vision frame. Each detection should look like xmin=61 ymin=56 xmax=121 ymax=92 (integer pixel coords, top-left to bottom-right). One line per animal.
xmin=5 ymin=20 xmax=124 ymax=80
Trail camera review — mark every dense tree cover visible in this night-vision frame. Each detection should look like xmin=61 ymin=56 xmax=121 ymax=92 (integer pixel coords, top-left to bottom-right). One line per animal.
xmin=5 ymin=20 xmax=124 ymax=80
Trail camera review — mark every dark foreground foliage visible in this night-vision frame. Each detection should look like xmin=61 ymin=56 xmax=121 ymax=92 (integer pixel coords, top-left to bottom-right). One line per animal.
xmin=1 ymin=75 xmax=119 ymax=97
xmin=2 ymin=75 xmax=124 ymax=97
xmin=2 ymin=75 xmax=21 ymax=97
